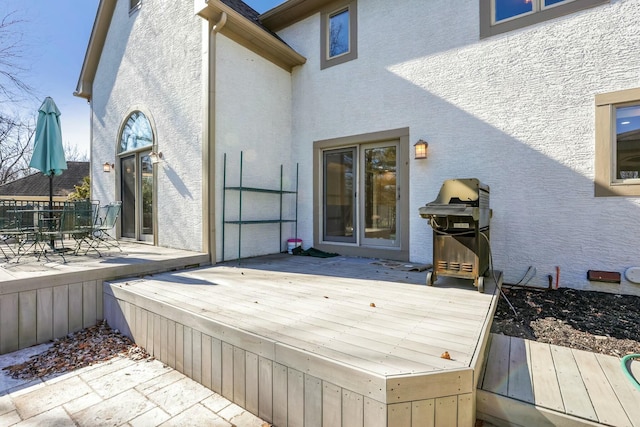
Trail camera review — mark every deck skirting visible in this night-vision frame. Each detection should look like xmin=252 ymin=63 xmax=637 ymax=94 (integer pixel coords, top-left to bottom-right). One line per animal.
xmin=105 ymin=282 xmax=483 ymax=426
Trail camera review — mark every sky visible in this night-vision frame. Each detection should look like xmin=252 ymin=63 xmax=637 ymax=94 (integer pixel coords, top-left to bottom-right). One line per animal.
xmin=1 ymin=0 xmax=286 ymax=158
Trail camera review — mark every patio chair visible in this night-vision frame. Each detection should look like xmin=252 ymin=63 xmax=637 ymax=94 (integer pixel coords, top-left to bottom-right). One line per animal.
xmin=21 ymin=206 xmax=69 ymax=262
xmin=0 ymin=200 xmax=19 ymax=258
xmin=85 ymin=201 xmax=122 ymax=255
xmin=7 ymin=204 xmax=42 ymax=259
xmin=66 ymin=200 xmax=99 ymax=255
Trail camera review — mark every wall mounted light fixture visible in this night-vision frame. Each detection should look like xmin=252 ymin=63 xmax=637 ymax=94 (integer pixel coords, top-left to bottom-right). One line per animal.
xmin=150 ymin=151 xmax=163 ymax=164
xmin=103 ymin=162 xmax=115 ymax=172
xmin=414 ymin=139 xmax=428 ymax=159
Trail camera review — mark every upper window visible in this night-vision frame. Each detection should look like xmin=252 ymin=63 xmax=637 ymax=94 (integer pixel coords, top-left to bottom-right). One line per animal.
xmin=130 ymin=0 xmax=141 ymax=14
xmin=119 ymin=111 xmax=153 ymax=154
xmin=321 ymin=0 xmax=357 ymax=70
xmin=595 ymin=88 xmax=640 ymax=197
xmin=480 ymin=0 xmax=609 ymax=38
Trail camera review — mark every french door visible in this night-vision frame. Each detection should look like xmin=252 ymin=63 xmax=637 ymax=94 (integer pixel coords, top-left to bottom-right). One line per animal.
xmin=323 ymin=141 xmax=398 ymax=247
xmin=120 ymin=151 xmax=154 ymax=242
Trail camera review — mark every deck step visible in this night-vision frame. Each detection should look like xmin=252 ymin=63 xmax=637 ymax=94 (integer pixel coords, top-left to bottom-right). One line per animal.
xmin=477 ymin=334 xmax=640 ymax=427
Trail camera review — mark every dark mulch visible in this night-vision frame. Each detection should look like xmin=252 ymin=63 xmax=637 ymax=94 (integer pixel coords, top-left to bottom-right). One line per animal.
xmin=491 ymin=286 xmax=640 ymax=358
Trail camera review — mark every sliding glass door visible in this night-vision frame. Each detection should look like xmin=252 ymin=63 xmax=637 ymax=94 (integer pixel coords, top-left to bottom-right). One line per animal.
xmin=322 ymin=142 xmax=398 ymax=248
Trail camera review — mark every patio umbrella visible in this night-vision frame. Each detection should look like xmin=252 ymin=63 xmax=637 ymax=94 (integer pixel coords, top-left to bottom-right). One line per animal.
xmin=29 ymin=97 xmax=67 ymax=210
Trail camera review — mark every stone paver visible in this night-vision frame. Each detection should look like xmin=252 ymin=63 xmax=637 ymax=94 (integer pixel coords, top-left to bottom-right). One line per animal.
xmin=12 ymin=375 xmax=91 ymax=419
xmin=0 ymin=348 xmax=268 ymax=427
xmin=147 ymin=377 xmax=214 ymax=416
xmin=73 ymin=388 xmax=156 ymax=426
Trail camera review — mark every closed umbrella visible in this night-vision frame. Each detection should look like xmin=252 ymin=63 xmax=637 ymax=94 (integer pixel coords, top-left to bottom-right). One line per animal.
xmin=29 ymin=97 xmax=67 ymax=210
xmin=29 ymin=97 xmax=67 ymax=248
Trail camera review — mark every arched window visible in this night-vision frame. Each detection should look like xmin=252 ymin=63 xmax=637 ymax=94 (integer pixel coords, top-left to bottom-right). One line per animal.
xmin=119 ymin=111 xmax=153 ymax=154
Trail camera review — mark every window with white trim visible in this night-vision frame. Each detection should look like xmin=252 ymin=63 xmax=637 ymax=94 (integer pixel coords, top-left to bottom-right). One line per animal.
xmin=320 ymin=0 xmax=357 ymax=69
xmin=480 ymin=0 xmax=609 ymax=38
xmin=595 ymin=88 xmax=640 ymax=197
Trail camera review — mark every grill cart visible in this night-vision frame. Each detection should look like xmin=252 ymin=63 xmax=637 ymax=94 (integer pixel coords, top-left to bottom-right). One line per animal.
xmin=418 ymin=178 xmax=491 ymax=293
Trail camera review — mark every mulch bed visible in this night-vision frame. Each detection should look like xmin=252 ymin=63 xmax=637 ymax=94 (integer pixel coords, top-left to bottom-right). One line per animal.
xmin=491 ymin=286 xmax=640 ymax=358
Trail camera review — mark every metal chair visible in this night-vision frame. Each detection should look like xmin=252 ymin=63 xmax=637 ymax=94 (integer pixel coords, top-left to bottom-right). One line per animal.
xmin=0 ymin=200 xmax=19 ymax=258
xmin=86 ymin=201 xmax=122 ymax=254
xmin=67 ymin=200 xmax=99 ymax=255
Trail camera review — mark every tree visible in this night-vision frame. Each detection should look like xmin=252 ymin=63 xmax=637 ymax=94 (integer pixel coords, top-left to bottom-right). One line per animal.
xmin=0 ymin=10 xmax=31 ymax=101
xmin=68 ymin=175 xmax=90 ymax=201
xmin=0 ymin=8 xmax=37 ymax=185
xmin=0 ymin=113 xmax=34 ymax=183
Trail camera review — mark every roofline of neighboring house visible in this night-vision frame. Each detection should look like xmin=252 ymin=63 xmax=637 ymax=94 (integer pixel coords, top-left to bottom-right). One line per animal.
xmin=74 ymin=0 xmax=306 ymax=102
xmin=194 ymin=0 xmax=306 ymax=71
xmin=260 ymin=0 xmax=331 ymax=32
xmin=74 ymin=0 xmax=117 ymax=100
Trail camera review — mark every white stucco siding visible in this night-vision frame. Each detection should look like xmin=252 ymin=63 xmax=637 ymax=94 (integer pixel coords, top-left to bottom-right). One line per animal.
xmin=91 ymin=0 xmax=204 ymax=251
xmin=214 ymin=34 xmax=294 ymax=261
xmin=280 ymin=0 xmax=640 ymax=294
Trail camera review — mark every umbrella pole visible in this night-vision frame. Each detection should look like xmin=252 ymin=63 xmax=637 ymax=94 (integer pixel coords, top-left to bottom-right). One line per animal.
xmin=49 ymin=174 xmax=55 ymax=249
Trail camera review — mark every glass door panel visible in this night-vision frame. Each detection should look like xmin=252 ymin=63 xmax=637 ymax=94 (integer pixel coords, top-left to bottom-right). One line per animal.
xmin=121 ymin=156 xmax=136 ymax=238
xmin=140 ymin=153 xmax=154 ymax=241
xmin=120 ymin=151 xmax=154 ymax=242
xmin=323 ymin=148 xmax=356 ymax=243
xmin=361 ymin=144 xmax=398 ymax=246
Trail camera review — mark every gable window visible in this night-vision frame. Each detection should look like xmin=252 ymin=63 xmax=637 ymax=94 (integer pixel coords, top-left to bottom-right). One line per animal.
xmin=321 ymin=0 xmax=357 ymax=69
xmin=480 ymin=0 xmax=609 ymax=38
xmin=595 ymin=88 xmax=640 ymax=197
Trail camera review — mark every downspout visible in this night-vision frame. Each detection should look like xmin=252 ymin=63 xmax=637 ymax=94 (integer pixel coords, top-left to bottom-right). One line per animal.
xmin=202 ymin=12 xmax=227 ymax=263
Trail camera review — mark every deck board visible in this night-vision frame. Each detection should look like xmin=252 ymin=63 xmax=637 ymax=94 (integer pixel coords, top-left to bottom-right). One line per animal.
xmin=507 ymin=337 xmax=534 ymax=403
xmin=529 ymin=340 xmax=565 ymax=412
xmin=482 ymin=333 xmax=510 ymax=395
xmin=573 ymin=349 xmax=631 ymax=426
xmin=551 ymin=345 xmax=597 ymax=421
xmin=596 ymin=353 xmax=640 ymax=427
xmin=479 ymin=333 xmax=640 ymax=427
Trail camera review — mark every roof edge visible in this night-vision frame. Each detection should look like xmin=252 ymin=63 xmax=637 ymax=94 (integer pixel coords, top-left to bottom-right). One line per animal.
xmin=74 ymin=0 xmax=117 ymax=100
xmin=260 ymin=0 xmax=331 ymax=32
xmin=195 ymin=0 xmax=306 ymax=71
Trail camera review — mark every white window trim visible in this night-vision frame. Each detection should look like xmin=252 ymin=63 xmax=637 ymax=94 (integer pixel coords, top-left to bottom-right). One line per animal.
xmin=595 ymin=88 xmax=640 ymax=197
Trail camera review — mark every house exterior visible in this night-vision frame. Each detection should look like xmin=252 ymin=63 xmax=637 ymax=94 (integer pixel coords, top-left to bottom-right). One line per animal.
xmin=0 ymin=161 xmax=90 ymax=203
xmin=76 ymin=0 xmax=640 ymax=295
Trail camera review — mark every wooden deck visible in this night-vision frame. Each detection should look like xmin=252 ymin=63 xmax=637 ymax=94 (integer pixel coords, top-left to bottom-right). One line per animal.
xmin=478 ymin=333 xmax=640 ymax=427
xmin=0 ymin=242 xmax=209 ymax=356
xmin=104 ymin=254 xmax=502 ymax=427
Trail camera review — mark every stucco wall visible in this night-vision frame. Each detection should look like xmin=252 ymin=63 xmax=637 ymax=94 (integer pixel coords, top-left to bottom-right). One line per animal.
xmin=214 ymin=34 xmax=295 ymax=262
xmin=91 ymin=0 xmax=204 ymax=251
xmin=278 ymin=0 xmax=640 ymax=294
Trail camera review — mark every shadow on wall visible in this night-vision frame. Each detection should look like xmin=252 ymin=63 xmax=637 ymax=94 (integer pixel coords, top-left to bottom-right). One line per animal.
xmin=384 ymin=56 xmax=640 ymax=293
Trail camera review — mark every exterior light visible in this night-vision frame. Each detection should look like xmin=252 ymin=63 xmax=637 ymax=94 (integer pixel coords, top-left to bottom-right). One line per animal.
xmin=414 ymin=139 xmax=428 ymax=159
xmin=103 ymin=162 xmax=114 ymax=172
xmin=150 ymin=151 xmax=163 ymax=164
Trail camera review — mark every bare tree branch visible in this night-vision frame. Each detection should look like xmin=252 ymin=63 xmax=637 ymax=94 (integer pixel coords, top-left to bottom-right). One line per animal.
xmin=0 ymin=10 xmax=32 ymax=102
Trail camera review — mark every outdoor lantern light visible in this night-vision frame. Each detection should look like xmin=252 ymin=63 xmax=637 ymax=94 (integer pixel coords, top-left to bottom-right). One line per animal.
xmin=150 ymin=151 xmax=163 ymax=164
xmin=414 ymin=139 xmax=428 ymax=159
xmin=103 ymin=162 xmax=114 ymax=172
